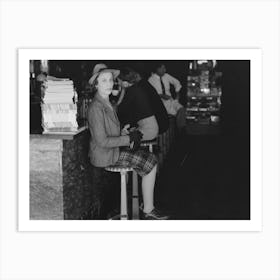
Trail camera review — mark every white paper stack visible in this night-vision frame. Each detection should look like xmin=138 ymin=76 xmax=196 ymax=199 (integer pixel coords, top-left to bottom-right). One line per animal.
xmin=41 ymin=79 xmax=78 ymax=133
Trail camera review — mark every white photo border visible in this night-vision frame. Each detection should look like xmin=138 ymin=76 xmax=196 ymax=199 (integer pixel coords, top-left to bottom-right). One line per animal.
xmin=19 ymin=48 xmax=262 ymax=232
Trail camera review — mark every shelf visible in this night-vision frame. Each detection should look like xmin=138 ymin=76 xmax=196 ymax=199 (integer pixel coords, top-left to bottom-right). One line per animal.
xmin=187 ymin=94 xmax=221 ymax=99
xmin=185 ymin=123 xmax=221 ymax=135
xmin=186 ymin=108 xmax=220 ymax=113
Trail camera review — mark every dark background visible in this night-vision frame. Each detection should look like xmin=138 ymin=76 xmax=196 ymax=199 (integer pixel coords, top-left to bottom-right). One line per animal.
xmin=31 ymin=60 xmax=250 ymax=219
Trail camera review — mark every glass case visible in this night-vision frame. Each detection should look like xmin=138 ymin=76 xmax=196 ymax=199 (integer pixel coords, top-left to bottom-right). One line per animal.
xmin=186 ymin=60 xmax=222 ymax=134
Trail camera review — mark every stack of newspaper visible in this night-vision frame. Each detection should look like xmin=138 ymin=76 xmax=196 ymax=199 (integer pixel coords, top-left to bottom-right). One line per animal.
xmin=41 ymin=79 xmax=78 ymax=133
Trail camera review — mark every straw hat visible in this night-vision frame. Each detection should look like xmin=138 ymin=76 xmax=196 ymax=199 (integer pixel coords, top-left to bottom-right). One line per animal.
xmin=88 ymin=63 xmax=120 ymax=85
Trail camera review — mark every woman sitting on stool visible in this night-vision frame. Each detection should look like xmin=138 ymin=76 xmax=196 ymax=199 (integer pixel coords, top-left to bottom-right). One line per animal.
xmin=87 ymin=64 xmax=169 ymax=220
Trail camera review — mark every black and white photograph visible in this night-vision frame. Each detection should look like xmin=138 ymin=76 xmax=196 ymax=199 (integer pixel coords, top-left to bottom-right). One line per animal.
xmin=29 ymin=59 xmax=249 ymax=221
xmin=18 ymin=48 xmax=261 ymax=231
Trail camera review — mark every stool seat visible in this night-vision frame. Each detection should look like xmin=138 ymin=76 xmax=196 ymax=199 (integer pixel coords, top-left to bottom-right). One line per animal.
xmin=105 ymin=166 xmax=133 ymax=172
xmin=140 ymin=138 xmax=158 ymax=153
xmin=140 ymin=139 xmax=158 ymax=147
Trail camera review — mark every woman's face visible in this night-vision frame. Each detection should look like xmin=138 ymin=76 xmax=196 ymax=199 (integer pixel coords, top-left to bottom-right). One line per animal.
xmin=96 ymin=72 xmax=114 ymax=97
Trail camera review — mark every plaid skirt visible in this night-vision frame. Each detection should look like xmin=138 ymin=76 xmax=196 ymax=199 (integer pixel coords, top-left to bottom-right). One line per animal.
xmin=114 ymin=148 xmax=157 ymax=177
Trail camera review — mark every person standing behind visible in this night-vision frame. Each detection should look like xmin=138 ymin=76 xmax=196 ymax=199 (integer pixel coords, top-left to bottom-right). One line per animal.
xmin=117 ymin=68 xmax=159 ymax=141
xmin=117 ymin=67 xmax=169 ymax=135
xmin=148 ymin=63 xmax=186 ymax=130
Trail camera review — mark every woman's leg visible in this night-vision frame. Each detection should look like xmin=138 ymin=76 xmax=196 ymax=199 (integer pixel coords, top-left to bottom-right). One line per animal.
xmin=141 ymin=164 xmax=157 ymax=213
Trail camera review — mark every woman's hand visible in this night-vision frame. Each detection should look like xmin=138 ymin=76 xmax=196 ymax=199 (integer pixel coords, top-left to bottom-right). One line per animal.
xmin=116 ymin=87 xmax=126 ymax=106
xmin=121 ymin=124 xmax=130 ymax=135
xmin=121 ymin=81 xmax=130 ymax=88
xmin=128 ymin=130 xmax=143 ymax=151
xmin=160 ymin=94 xmax=171 ymax=100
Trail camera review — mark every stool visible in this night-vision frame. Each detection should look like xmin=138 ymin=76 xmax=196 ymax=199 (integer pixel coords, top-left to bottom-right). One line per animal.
xmin=105 ymin=165 xmax=133 ymax=220
xmin=162 ymin=131 xmax=168 ymax=160
xmin=140 ymin=138 xmax=158 ymax=153
xmin=169 ymin=116 xmax=176 ymax=145
xmin=157 ymin=134 xmax=164 ymax=169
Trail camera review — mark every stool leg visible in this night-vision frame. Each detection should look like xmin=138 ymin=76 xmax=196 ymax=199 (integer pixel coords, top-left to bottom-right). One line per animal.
xmin=158 ymin=136 xmax=163 ymax=170
xmin=163 ymin=132 xmax=167 ymax=160
xmin=120 ymin=171 xmax=128 ymax=220
xmin=132 ymin=171 xmax=139 ymax=220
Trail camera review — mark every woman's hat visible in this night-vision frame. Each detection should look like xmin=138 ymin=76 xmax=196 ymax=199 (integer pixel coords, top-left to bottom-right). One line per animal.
xmin=88 ymin=63 xmax=120 ymax=85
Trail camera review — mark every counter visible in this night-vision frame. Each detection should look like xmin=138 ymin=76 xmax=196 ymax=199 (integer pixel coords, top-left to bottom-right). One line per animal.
xmin=30 ymin=127 xmax=99 ymax=220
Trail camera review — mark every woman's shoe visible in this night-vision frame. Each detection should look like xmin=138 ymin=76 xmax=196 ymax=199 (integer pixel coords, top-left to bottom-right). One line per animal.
xmin=142 ymin=208 xmax=170 ymax=220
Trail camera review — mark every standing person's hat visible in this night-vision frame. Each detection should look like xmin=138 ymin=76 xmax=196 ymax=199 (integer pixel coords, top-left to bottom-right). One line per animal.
xmin=88 ymin=63 xmax=120 ymax=85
